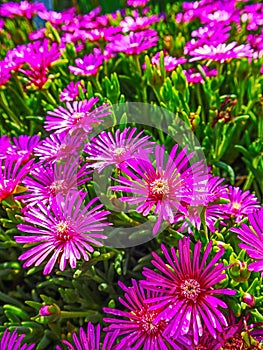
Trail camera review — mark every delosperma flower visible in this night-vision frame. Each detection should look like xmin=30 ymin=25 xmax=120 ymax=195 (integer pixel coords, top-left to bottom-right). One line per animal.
xmin=6 ymin=135 xmax=40 ymax=163
xmin=107 ymin=29 xmax=158 ymax=55
xmin=57 ymin=322 xmax=119 ymax=350
xmin=141 ymin=238 xmax=235 ymax=344
xmin=188 ymin=42 xmax=253 ymax=63
xmin=34 ymin=131 xmax=85 ymax=164
xmin=0 ymin=1 xmax=45 ymax=19
xmin=44 ymin=98 xmax=111 ymax=134
xmin=0 ymin=157 xmax=34 ymax=202
xmin=103 ymin=279 xmax=190 ymax=350
xmin=0 ymin=328 xmax=35 ymax=350
xmin=111 ymin=144 xmax=207 ymax=234
xmin=68 ymin=48 xmax=104 ymax=76
xmin=15 ymin=191 xmax=110 ymax=275
xmin=19 ymin=158 xmax=91 ymax=205
xmin=221 ymin=186 xmax=260 ymax=222
xmin=85 ymin=127 xmax=153 ymax=173
xmin=59 ymin=81 xmax=86 ymax=102
xmin=231 ymin=208 xmax=263 ymax=277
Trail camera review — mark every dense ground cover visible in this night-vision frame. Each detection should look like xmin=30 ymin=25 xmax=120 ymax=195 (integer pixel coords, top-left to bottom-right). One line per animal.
xmin=0 ymin=0 xmax=263 ymax=349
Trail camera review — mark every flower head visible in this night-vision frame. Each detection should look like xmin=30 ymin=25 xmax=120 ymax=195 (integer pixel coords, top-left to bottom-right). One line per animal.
xmin=120 ymin=13 xmax=159 ymax=33
xmin=60 ymin=81 xmax=86 ymax=102
xmin=15 ymin=191 xmax=110 ymax=275
xmin=6 ymin=135 xmax=40 ymax=163
xmin=231 ymin=207 xmax=263 ymax=277
xmin=141 ymin=238 xmax=235 ymax=344
xmin=189 ymin=42 xmax=253 ymax=63
xmin=221 ymin=186 xmax=260 ymax=222
xmin=142 ymin=51 xmax=187 ymax=72
xmin=127 ymin=0 xmax=150 ymax=7
xmin=0 ymin=157 xmax=33 ymax=202
xmin=34 ymin=131 xmax=84 ymax=164
xmin=58 ymin=322 xmax=118 ymax=350
xmin=0 ymin=328 xmax=35 ymax=350
xmin=19 ymin=158 xmax=91 ymax=205
xmin=44 ymin=98 xmax=111 ymax=134
xmin=183 ymin=65 xmax=217 ymax=84
xmin=85 ymin=127 xmax=153 ymax=173
xmin=0 ymin=62 xmax=11 ymax=86
xmin=107 ymin=29 xmax=158 ymax=55
xmin=103 ymin=279 xmax=190 ymax=350
xmin=69 ymin=48 xmax=104 ymax=76
xmin=111 ymin=144 xmax=207 ymax=234
xmin=0 ymin=1 xmax=45 ymax=19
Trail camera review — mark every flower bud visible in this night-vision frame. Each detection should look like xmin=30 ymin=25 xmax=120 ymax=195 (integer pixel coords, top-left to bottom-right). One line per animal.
xmin=229 ymin=261 xmax=251 ymax=283
xmin=242 ymin=293 xmax=256 ymax=308
xmin=39 ymin=304 xmax=61 ymax=322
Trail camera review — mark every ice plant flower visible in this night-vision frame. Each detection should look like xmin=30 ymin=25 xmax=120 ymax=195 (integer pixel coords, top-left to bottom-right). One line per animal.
xmin=15 ymin=191 xmax=110 ymax=275
xmin=57 ymin=322 xmax=119 ymax=350
xmin=0 ymin=1 xmax=45 ymax=19
xmin=34 ymin=131 xmax=85 ymax=164
xmin=231 ymin=208 xmax=263 ymax=277
xmin=85 ymin=127 xmax=153 ymax=173
xmin=44 ymin=97 xmax=111 ymax=134
xmin=141 ymin=238 xmax=236 ymax=344
xmin=142 ymin=51 xmax=187 ymax=72
xmin=183 ymin=65 xmax=217 ymax=84
xmin=111 ymin=144 xmax=207 ymax=234
xmin=6 ymin=135 xmax=40 ymax=163
xmin=69 ymin=48 xmax=104 ymax=76
xmin=59 ymin=81 xmax=86 ymax=102
xmin=107 ymin=29 xmax=158 ymax=55
xmin=120 ymin=13 xmax=159 ymax=33
xmin=127 ymin=0 xmax=150 ymax=7
xmin=19 ymin=158 xmax=91 ymax=205
xmin=221 ymin=186 xmax=260 ymax=222
xmin=0 ymin=157 xmax=34 ymax=202
xmin=0 ymin=328 xmax=35 ymax=350
xmin=188 ymin=42 xmax=253 ymax=63
xmin=103 ymin=279 xmax=190 ymax=350
xmin=0 ymin=62 xmax=11 ymax=86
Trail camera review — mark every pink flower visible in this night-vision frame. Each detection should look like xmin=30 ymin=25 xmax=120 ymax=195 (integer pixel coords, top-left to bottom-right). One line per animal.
xmin=44 ymin=98 xmax=111 ymax=134
xmin=15 ymin=191 xmax=110 ymax=275
xmin=59 ymin=81 xmax=86 ymax=102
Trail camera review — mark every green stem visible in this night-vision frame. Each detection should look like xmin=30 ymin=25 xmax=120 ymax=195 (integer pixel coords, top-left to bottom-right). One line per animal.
xmin=92 ymin=74 xmax=103 ymax=95
xmin=133 ymin=54 xmax=142 ymax=77
xmin=40 ymin=89 xmax=57 ymax=106
xmin=60 ymin=310 xmax=99 ymax=318
xmin=0 ymin=91 xmax=22 ymax=128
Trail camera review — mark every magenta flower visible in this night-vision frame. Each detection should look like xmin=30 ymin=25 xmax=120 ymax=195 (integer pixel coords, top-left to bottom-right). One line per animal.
xmin=0 ymin=62 xmax=11 ymax=86
xmin=44 ymin=98 xmax=111 ymax=134
xmin=85 ymin=127 xmax=153 ymax=173
xmin=231 ymin=208 xmax=263 ymax=277
xmin=0 ymin=328 xmax=35 ymax=350
xmin=6 ymin=135 xmax=40 ymax=163
xmin=183 ymin=65 xmax=217 ymax=84
xmin=188 ymin=42 xmax=253 ymax=63
xmin=0 ymin=157 xmax=33 ymax=202
xmin=107 ymin=29 xmax=158 ymax=55
xmin=120 ymin=14 xmax=159 ymax=33
xmin=38 ymin=7 xmax=76 ymax=27
xmin=15 ymin=191 xmax=110 ymax=275
xmin=141 ymin=238 xmax=235 ymax=344
xmin=34 ymin=131 xmax=84 ymax=164
xmin=221 ymin=186 xmax=260 ymax=222
xmin=57 ymin=322 xmax=118 ymax=350
xmin=0 ymin=1 xmax=45 ymax=19
xmin=60 ymin=81 xmax=86 ymax=102
xmin=142 ymin=51 xmax=187 ymax=72
xmin=127 ymin=0 xmax=150 ymax=7
xmin=18 ymin=39 xmax=61 ymax=89
xmin=0 ymin=135 xmax=12 ymax=159
xmin=69 ymin=48 xmax=104 ymax=76
xmin=103 ymin=279 xmax=190 ymax=350
xmin=111 ymin=144 xmax=206 ymax=234
xmin=85 ymin=27 xmax=122 ymax=42
xmin=19 ymin=158 xmax=91 ymax=205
